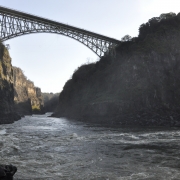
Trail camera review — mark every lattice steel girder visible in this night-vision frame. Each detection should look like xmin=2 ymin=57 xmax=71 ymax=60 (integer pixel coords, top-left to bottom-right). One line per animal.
xmin=0 ymin=6 xmax=121 ymax=57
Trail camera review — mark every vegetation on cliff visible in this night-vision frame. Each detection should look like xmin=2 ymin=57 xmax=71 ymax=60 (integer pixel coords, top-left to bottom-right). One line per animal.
xmin=53 ymin=12 xmax=180 ymax=126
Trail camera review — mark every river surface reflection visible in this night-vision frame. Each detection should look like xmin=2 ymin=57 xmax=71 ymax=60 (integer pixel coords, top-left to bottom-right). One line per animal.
xmin=0 ymin=113 xmax=180 ymax=180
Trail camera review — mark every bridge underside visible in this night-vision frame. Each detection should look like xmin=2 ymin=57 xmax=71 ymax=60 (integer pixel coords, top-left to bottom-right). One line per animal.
xmin=0 ymin=6 xmax=121 ymax=57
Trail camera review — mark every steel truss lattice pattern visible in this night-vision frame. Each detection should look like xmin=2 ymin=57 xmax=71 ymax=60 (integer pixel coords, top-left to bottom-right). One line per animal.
xmin=0 ymin=6 xmax=121 ymax=57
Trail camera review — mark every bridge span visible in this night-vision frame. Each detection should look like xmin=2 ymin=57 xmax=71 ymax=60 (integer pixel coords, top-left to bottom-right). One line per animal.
xmin=0 ymin=6 xmax=121 ymax=57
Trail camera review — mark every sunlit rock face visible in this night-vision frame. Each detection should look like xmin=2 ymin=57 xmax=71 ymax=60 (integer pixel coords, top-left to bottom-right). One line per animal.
xmin=26 ymin=80 xmax=44 ymax=113
xmin=0 ymin=43 xmax=44 ymax=124
xmin=13 ymin=67 xmax=44 ymax=116
xmin=13 ymin=67 xmax=32 ymax=116
xmin=0 ymin=45 xmax=20 ymax=124
xmin=53 ymin=13 xmax=180 ymax=126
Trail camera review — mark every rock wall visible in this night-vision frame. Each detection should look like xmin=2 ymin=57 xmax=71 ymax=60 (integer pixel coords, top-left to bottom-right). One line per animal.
xmin=53 ymin=13 xmax=180 ymax=126
xmin=13 ymin=67 xmax=32 ymax=116
xmin=27 ymin=80 xmax=44 ymax=114
xmin=0 ymin=44 xmax=20 ymax=124
xmin=13 ymin=67 xmax=44 ymax=115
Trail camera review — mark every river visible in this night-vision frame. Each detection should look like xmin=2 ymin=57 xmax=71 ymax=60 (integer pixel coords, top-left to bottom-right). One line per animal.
xmin=0 ymin=113 xmax=180 ymax=180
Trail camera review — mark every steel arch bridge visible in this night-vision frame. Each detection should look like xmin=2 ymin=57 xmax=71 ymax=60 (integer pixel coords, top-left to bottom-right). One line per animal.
xmin=0 ymin=6 xmax=121 ymax=57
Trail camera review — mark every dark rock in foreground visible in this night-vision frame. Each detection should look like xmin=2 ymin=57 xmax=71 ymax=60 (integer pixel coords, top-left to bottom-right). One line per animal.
xmin=0 ymin=165 xmax=17 ymax=180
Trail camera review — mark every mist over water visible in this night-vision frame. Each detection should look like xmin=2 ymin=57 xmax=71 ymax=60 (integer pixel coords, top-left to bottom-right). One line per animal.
xmin=0 ymin=114 xmax=180 ymax=180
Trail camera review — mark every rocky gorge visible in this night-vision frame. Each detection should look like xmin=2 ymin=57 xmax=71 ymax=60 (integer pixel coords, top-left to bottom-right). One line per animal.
xmin=53 ymin=12 xmax=180 ymax=126
xmin=1 ymin=12 xmax=180 ymax=127
xmin=0 ymin=43 xmax=45 ymax=124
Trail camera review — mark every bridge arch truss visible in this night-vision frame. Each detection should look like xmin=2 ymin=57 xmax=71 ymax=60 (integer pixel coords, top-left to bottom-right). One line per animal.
xmin=0 ymin=6 xmax=121 ymax=57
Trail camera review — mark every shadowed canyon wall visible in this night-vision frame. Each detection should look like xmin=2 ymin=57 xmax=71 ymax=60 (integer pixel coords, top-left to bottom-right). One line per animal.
xmin=0 ymin=44 xmax=20 ymax=124
xmin=53 ymin=13 xmax=180 ymax=126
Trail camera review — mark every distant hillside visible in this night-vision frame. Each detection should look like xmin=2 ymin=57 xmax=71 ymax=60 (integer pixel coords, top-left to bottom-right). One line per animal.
xmin=42 ymin=92 xmax=59 ymax=112
xmin=53 ymin=12 xmax=180 ymax=126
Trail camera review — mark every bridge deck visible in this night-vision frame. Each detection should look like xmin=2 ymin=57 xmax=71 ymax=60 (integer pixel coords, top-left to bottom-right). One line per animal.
xmin=0 ymin=6 xmax=121 ymax=44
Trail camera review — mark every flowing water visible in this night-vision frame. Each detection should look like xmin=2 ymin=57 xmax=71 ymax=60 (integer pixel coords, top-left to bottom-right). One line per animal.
xmin=0 ymin=113 xmax=180 ymax=180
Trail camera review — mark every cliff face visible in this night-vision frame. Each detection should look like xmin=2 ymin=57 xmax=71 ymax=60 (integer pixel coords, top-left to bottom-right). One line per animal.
xmin=13 ymin=67 xmax=32 ymax=116
xmin=26 ymin=80 xmax=44 ymax=114
xmin=13 ymin=67 xmax=44 ymax=115
xmin=53 ymin=13 xmax=180 ymax=126
xmin=0 ymin=44 xmax=20 ymax=124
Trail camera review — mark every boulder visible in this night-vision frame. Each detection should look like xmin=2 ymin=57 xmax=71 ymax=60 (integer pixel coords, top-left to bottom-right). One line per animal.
xmin=0 ymin=165 xmax=17 ymax=180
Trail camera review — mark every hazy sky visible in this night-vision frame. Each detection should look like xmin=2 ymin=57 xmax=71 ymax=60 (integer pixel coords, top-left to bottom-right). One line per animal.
xmin=0 ymin=0 xmax=180 ymax=93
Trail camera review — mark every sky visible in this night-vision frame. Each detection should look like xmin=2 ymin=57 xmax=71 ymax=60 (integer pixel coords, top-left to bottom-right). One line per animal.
xmin=0 ymin=0 xmax=180 ymax=93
